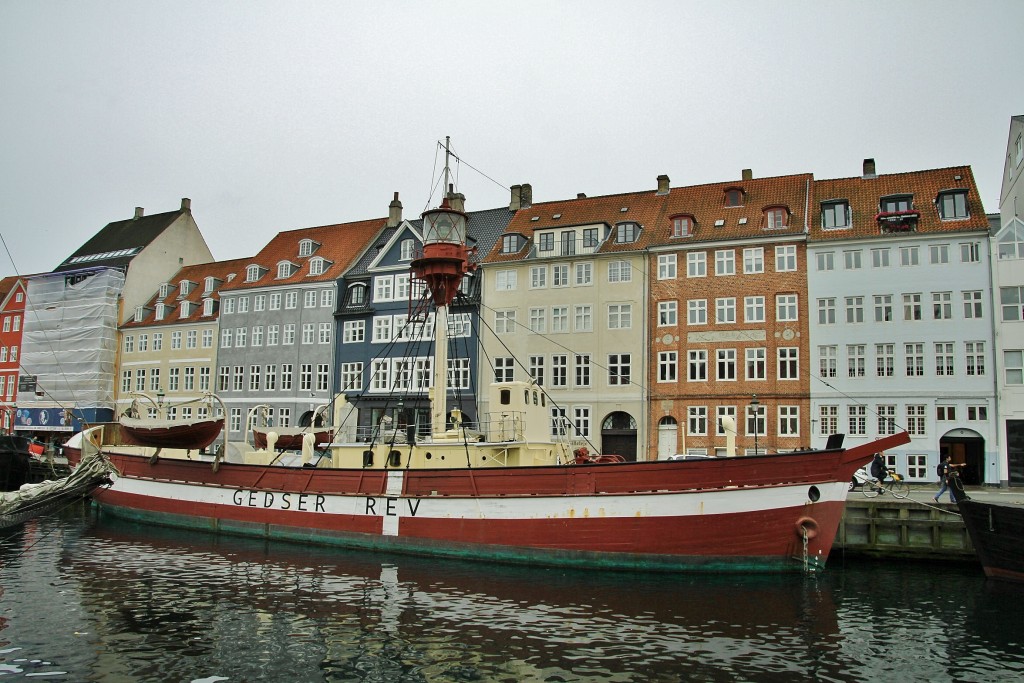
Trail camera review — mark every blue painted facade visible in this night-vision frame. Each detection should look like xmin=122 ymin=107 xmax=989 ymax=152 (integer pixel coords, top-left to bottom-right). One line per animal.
xmin=334 ymin=203 xmax=512 ymax=437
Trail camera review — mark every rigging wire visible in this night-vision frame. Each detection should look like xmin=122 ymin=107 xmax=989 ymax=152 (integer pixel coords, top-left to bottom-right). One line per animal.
xmin=475 ymin=306 xmax=599 ymax=455
xmin=423 ymin=138 xmax=509 ymax=213
xmin=0 ymin=229 xmax=90 ymax=425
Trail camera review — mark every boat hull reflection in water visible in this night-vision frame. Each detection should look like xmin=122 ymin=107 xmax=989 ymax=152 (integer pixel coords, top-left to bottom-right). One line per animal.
xmin=1 ymin=507 xmax=1023 ymax=682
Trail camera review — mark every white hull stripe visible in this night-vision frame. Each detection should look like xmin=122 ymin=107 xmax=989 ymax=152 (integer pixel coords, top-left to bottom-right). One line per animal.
xmin=110 ymin=475 xmax=844 ymax=530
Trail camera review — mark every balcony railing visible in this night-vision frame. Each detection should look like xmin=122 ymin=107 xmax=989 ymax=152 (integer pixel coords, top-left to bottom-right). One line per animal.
xmin=876 ymin=210 xmax=919 ymax=234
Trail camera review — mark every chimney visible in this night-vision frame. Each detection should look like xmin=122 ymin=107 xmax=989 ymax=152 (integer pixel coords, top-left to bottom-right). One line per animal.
xmin=447 ymin=191 xmax=466 ymax=213
xmin=656 ymin=174 xmax=670 ymax=195
xmin=863 ymin=158 xmax=877 ymax=178
xmin=387 ymin=191 xmax=403 ymax=228
xmin=741 ymin=169 xmax=753 ymax=182
xmin=509 ymin=184 xmax=522 ymax=210
xmin=134 ymin=207 xmax=144 ymax=219
xmin=577 ymin=193 xmax=587 ymax=199
xmin=180 ymin=197 xmax=191 ymax=212
xmin=519 ymin=183 xmax=532 ymax=208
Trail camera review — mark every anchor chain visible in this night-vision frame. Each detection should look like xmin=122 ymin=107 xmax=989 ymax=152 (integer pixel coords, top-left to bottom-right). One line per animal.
xmin=802 ymin=526 xmax=809 ymax=572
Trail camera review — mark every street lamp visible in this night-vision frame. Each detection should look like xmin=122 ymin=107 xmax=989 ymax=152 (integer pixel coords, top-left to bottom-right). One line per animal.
xmin=750 ymin=395 xmax=760 ymax=455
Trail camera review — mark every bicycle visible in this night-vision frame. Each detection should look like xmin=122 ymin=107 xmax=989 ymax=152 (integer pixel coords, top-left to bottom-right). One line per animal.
xmin=862 ymin=472 xmax=908 ymax=499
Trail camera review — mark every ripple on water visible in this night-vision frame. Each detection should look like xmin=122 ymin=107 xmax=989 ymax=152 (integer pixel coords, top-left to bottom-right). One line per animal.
xmin=2 ymin=510 xmax=1024 ymax=682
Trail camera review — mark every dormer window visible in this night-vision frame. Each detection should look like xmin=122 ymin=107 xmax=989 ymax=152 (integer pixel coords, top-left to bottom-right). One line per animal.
xmin=725 ymin=188 xmax=745 ymax=208
xmin=155 ymin=303 xmax=166 ymax=321
xmin=877 ymin=194 xmax=919 ymax=233
xmin=615 ymin=222 xmax=639 ymax=244
xmin=180 ymin=300 xmax=194 ymax=318
xmin=307 ymin=258 xmax=331 ymax=276
xmin=178 ymin=280 xmax=195 ymax=297
xmin=276 ymin=261 xmax=296 ymax=279
xmin=246 ymin=264 xmax=265 ymax=282
xmin=298 ymin=239 xmax=320 ymax=257
xmin=501 ymin=234 xmax=525 ymax=254
xmin=763 ymin=206 xmax=790 ymax=230
xmin=134 ymin=306 xmax=145 ymax=323
xmin=203 ymin=276 xmax=218 ymax=294
xmin=936 ymin=190 xmax=969 ymax=220
xmin=400 ymin=238 xmax=415 ymax=261
xmin=348 ymin=284 xmax=367 ymax=307
xmin=821 ymin=200 xmax=850 ymax=230
xmin=881 ymin=194 xmax=913 ymax=213
xmin=670 ymin=215 xmax=694 ymax=238
xmin=202 ymin=298 xmax=216 ymax=316
xmin=158 ymin=282 xmax=173 ymax=299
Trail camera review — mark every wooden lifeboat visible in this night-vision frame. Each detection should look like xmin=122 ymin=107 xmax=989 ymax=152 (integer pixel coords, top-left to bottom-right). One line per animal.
xmin=118 ymin=416 xmax=223 ymax=450
xmin=252 ymin=428 xmax=334 ymax=451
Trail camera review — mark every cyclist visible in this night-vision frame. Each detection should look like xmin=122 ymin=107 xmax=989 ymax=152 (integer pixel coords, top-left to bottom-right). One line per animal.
xmin=870 ymin=453 xmax=889 ymax=493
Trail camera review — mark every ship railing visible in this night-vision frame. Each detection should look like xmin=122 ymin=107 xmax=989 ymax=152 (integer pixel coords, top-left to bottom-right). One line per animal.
xmin=337 ymin=420 xmax=490 ymax=445
xmin=477 ymin=411 xmax=526 ymax=442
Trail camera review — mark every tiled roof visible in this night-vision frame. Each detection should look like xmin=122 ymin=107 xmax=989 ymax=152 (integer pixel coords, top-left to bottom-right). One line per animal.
xmin=648 ymin=173 xmax=813 ymax=248
xmin=0 ymin=275 xmax=21 ymax=303
xmin=53 ymin=209 xmax=187 ymax=272
xmin=811 ymin=166 xmax=989 ymax=240
xmin=464 ymin=206 xmax=517 ymax=262
xmin=485 ymin=188 xmax=666 ymax=263
xmin=121 ymin=257 xmax=250 ymax=329
xmin=221 ymin=217 xmax=387 ymax=292
xmin=484 ymin=173 xmax=813 ymax=262
xmin=345 ymin=225 xmax=402 ymax=277
xmin=347 ymin=206 xmax=515 ymax=277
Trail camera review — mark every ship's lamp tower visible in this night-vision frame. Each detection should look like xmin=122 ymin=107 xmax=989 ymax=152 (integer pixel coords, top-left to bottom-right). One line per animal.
xmin=410 ymin=138 xmax=476 ymax=437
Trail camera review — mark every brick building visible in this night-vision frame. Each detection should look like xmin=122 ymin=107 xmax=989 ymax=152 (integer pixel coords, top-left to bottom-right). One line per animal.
xmin=647 ymin=171 xmax=813 ymax=457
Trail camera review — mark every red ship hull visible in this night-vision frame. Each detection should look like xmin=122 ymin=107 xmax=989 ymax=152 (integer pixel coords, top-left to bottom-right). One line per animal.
xmin=71 ymin=432 xmax=909 ymax=573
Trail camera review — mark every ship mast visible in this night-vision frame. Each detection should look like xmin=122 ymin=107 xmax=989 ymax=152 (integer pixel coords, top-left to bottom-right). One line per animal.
xmin=411 ymin=137 xmax=475 ymax=437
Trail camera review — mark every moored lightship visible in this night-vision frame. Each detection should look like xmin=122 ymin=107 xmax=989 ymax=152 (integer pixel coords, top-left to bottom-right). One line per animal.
xmin=66 ymin=140 xmax=912 ymax=572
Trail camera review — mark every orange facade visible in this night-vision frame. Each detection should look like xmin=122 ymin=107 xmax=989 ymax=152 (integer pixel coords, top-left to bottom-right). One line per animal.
xmin=645 ymin=175 xmax=812 ymax=457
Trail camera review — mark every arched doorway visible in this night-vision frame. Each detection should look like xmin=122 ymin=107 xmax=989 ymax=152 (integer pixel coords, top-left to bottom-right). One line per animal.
xmin=657 ymin=416 xmax=678 ymax=460
xmin=939 ymin=428 xmax=985 ymax=485
xmin=298 ymin=410 xmax=326 ymax=428
xmin=601 ymin=411 xmax=637 ymax=461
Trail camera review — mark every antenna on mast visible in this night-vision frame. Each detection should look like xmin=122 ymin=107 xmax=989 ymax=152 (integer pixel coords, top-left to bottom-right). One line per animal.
xmin=443 ymin=135 xmax=451 ymax=197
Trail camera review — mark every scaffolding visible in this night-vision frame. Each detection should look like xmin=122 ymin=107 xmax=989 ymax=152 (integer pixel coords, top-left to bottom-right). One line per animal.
xmin=20 ymin=268 xmax=124 ymax=410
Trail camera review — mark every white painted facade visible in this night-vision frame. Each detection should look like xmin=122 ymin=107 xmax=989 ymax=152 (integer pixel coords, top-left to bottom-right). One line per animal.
xmin=808 ymin=231 xmax=997 ymax=483
xmin=992 ymin=115 xmax=1024 ymax=486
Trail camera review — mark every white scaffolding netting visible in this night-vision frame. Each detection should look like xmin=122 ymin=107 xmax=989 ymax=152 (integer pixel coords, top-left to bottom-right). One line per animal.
xmin=21 ymin=269 xmax=124 ymax=409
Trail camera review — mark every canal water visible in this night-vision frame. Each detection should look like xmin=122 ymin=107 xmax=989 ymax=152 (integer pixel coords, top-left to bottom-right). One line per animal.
xmin=1 ymin=504 xmax=1022 ymax=682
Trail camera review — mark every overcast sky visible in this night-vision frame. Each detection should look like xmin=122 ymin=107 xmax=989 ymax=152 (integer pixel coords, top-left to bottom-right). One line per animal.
xmin=2 ymin=1 xmax=1022 ymax=277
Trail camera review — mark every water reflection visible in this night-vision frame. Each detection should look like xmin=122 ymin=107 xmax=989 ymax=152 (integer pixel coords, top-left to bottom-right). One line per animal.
xmin=0 ymin=508 xmax=1022 ymax=682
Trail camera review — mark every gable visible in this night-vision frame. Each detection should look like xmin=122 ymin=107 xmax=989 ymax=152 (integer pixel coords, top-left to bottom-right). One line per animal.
xmin=367 ymin=221 xmax=423 ymax=271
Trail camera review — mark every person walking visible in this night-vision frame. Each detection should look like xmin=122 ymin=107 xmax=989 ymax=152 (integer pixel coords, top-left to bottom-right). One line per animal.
xmin=934 ymin=454 xmax=964 ymax=503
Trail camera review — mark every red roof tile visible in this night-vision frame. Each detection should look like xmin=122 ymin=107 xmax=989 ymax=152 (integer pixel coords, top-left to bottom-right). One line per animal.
xmin=484 ymin=173 xmax=814 ymax=262
xmin=222 ymin=217 xmax=387 ymax=291
xmin=811 ymin=166 xmax=989 ymax=240
xmin=122 ymin=257 xmax=251 ymax=329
